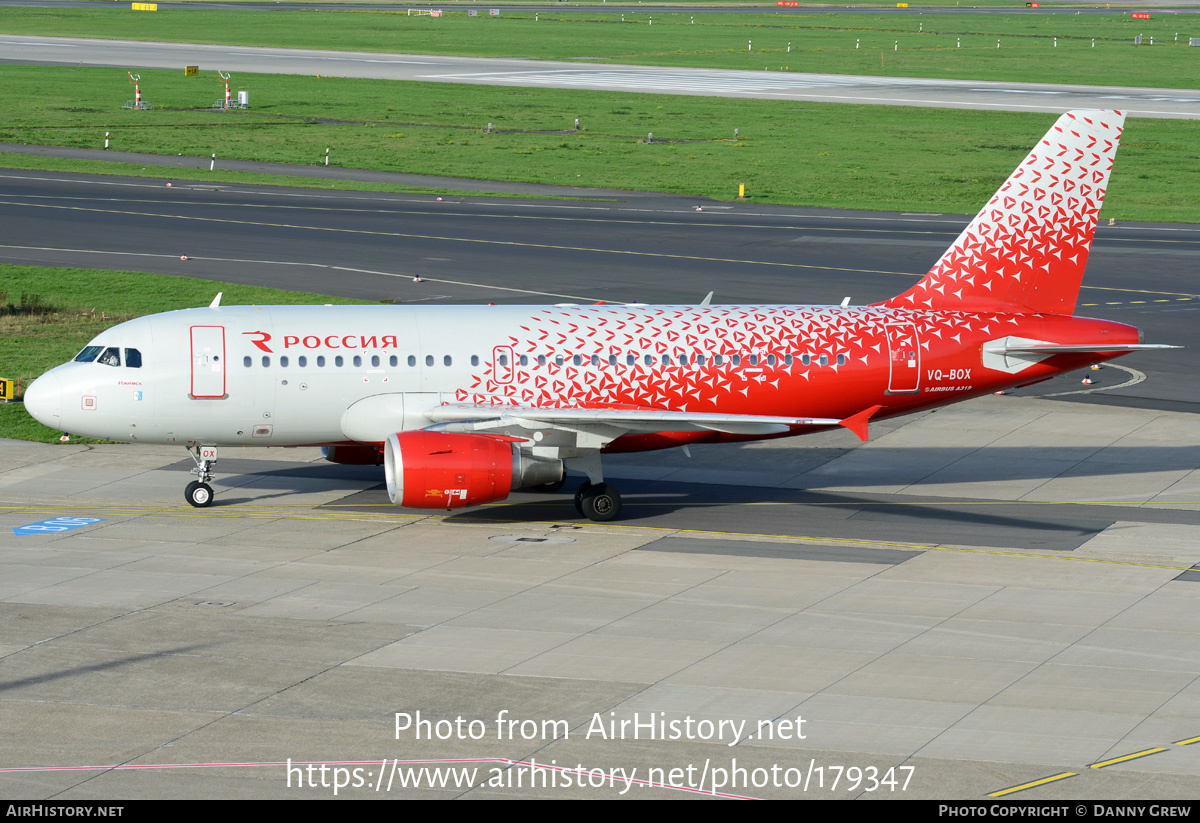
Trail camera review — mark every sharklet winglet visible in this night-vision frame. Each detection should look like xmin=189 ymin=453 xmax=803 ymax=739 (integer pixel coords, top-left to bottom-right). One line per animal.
xmin=839 ymin=404 xmax=883 ymax=442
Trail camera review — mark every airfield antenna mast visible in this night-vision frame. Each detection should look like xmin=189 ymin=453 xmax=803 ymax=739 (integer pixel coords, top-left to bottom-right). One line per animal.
xmin=218 ymin=70 xmax=231 ymax=109
xmin=127 ymin=72 xmax=143 ymax=110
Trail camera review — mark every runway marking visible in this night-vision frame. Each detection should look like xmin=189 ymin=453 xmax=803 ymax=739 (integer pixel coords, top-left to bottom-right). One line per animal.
xmin=10 ymin=191 xmax=1200 ymax=250
xmin=986 ymin=772 xmax=1076 ymax=797
xmin=7 ymin=170 xmax=1200 ymax=243
xmin=417 ymin=70 xmax=1200 ymax=117
xmin=0 ymin=201 xmax=903 ymax=277
xmin=1040 ymin=364 xmax=1147 ymax=398
xmin=0 ymin=244 xmax=608 ymax=303
xmin=3 ymin=199 xmax=1197 ymax=305
xmin=4 ymin=503 xmax=1196 ymax=572
xmin=988 ymin=732 xmax=1200 ymax=796
xmin=1088 ymin=747 xmax=1168 ymax=768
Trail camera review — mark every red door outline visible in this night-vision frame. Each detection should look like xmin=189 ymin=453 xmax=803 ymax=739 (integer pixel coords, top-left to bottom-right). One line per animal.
xmin=886 ymin=323 xmax=920 ymax=394
xmin=190 ymin=325 xmax=226 ymax=398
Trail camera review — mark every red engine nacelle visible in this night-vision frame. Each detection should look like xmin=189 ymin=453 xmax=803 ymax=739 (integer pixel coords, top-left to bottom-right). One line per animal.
xmin=321 ymin=444 xmax=384 ymax=465
xmin=384 ymin=431 xmax=562 ymax=509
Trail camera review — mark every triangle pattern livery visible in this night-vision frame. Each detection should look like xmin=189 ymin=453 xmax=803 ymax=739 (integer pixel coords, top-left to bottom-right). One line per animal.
xmin=23 ymin=110 xmax=1175 ymax=521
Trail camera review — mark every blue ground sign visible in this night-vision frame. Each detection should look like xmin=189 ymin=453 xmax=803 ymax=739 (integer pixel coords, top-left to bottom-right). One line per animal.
xmin=14 ymin=516 xmax=105 ymax=536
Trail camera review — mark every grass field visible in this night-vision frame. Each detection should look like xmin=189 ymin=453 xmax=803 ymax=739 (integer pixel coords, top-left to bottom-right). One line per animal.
xmin=1 ymin=8 xmax=1197 ymax=87
xmin=0 ymin=265 xmax=366 ymax=443
xmin=3 ymin=66 xmax=1198 ymax=221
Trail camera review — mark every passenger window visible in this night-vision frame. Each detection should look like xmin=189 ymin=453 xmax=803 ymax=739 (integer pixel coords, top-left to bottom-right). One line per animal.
xmin=626 ymin=354 xmax=636 ymax=366
xmin=679 ymin=355 xmax=687 ymax=366
xmin=262 ymin=356 xmax=271 ymax=367
xmin=353 ymin=355 xmax=363 ymax=367
xmin=714 ymin=354 xmax=723 ymax=366
xmin=498 ymin=354 xmax=508 ymax=367
xmin=280 ymin=356 xmax=289 ymax=367
xmin=554 ymin=355 xmax=564 ymax=367
xmin=425 ymin=355 xmax=434 ymax=367
xmin=98 ymin=347 xmax=120 ymax=367
xmin=389 ymin=355 xmax=397 ymax=367
xmin=696 ymin=354 xmax=706 ymax=366
xmin=661 ymin=354 xmax=670 ymax=366
xmin=124 ymin=348 xmax=142 ymax=368
xmin=837 ymin=354 xmax=847 ymax=366
xmin=407 ymin=355 xmax=416 ymax=367
xmin=537 ymin=355 xmax=546 ymax=367
xmin=644 ymin=355 xmax=653 ymax=367
xmin=609 ymin=355 xmax=617 ymax=367
xmin=243 ymin=356 xmax=252 ymax=368
xmin=318 ymin=356 xmax=326 ymax=367
xmin=731 ymin=355 xmax=741 ymax=367
xmin=444 ymin=355 xmax=452 ymax=367
xmin=767 ymin=354 xmax=776 ymax=366
xmin=335 ymin=356 xmax=344 ymax=367
xmin=785 ymin=354 xmax=793 ymax=366
xmin=74 ymin=346 xmax=102 ymax=363
xmin=298 ymin=356 xmax=307 ymax=367
xmin=519 ymin=355 xmax=528 ymax=366
xmin=819 ymin=354 xmax=829 ymax=366
xmin=471 ymin=355 xmax=480 ymax=367
xmin=572 ymin=355 xmax=581 ymax=366
xmin=749 ymin=354 xmax=759 ymax=366
xmin=372 ymin=355 xmax=381 ymax=367
xmin=802 ymin=354 xmax=811 ymax=366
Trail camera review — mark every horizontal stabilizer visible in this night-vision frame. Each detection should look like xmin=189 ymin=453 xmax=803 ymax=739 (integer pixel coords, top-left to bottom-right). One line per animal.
xmin=983 ymin=343 xmax=1180 ymax=355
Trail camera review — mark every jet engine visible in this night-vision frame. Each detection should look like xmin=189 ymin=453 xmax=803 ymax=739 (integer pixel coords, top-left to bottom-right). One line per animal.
xmin=384 ymin=431 xmax=562 ymax=509
xmin=321 ymin=445 xmax=384 ymax=465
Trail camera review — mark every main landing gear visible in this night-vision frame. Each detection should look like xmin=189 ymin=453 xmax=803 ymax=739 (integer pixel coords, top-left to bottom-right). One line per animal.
xmin=573 ymin=481 xmax=622 ymax=522
xmin=185 ymin=445 xmax=217 ymax=508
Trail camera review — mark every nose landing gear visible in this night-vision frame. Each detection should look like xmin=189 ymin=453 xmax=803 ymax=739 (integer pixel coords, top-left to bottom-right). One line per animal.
xmin=185 ymin=445 xmax=217 ymax=508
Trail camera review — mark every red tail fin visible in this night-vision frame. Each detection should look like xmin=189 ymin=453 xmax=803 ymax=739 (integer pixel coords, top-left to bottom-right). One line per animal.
xmin=883 ymin=110 xmax=1124 ymax=316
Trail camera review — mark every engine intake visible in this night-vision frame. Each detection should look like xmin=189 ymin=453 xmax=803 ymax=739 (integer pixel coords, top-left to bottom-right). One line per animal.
xmin=384 ymin=431 xmax=562 ymax=509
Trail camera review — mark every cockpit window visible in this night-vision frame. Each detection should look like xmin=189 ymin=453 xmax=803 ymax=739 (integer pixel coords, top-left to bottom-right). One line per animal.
xmin=74 ymin=346 xmax=103 ymax=363
xmin=124 ymin=348 xmax=142 ymax=368
xmin=98 ymin=347 xmax=121 ymax=367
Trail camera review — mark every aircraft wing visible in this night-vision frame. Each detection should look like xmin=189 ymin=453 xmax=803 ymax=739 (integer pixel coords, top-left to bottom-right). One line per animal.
xmin=425 ymin=404 xmax=842 ymax=436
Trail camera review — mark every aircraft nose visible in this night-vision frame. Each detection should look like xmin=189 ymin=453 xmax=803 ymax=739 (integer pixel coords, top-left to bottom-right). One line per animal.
xmin=23 ymin=372 xmax=63 ymax=428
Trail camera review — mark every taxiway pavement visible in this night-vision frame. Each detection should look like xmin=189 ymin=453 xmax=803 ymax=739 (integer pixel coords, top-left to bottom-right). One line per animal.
xmin=2 ymin=393 xmax=1199 ymax=799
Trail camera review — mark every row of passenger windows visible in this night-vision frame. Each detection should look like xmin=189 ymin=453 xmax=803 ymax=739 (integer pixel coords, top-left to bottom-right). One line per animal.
xmin=243 ymin=352 xmax=849 ymax=369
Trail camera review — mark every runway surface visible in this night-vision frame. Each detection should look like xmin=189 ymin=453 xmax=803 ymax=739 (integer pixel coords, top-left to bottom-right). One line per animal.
xmin=4 ymin=34 xmax=1200 ymax=117
xmin=1 ymin=167 xmax=1196 ymax=410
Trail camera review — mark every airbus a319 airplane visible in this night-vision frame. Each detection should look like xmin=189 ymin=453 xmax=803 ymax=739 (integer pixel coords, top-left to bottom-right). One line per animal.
xmin=24 ymin=110 xmax=1175 ymax=521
